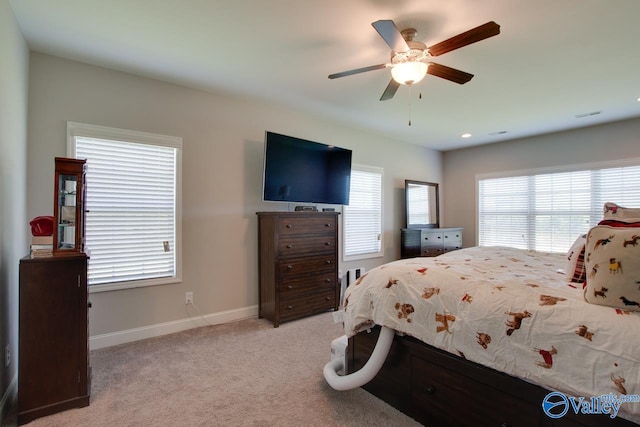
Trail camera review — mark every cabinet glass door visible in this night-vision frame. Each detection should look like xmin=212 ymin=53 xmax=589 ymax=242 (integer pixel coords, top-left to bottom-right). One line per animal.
xmin=57 ymin=174 xmax=78 ymax=250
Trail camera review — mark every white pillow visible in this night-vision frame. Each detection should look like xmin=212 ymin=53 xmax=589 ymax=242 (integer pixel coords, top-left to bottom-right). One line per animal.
xmin=583 ymin=225 xmax=640 ymax=311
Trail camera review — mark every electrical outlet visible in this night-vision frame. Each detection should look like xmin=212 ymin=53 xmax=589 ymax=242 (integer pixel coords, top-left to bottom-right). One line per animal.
xmin=4 ymin=345 xmax=10 ymax=368
xmin=185 ymin=292 xmax=193 ymax=305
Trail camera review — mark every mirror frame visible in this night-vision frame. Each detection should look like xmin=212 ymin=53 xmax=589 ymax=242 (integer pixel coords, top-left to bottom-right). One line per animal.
xmin=405 ymin=180 xmax=439 ymax=229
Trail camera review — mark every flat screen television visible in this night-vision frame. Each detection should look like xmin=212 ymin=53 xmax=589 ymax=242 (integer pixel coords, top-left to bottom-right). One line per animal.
xmin=262 ymin=131 xmax=352 ymax=205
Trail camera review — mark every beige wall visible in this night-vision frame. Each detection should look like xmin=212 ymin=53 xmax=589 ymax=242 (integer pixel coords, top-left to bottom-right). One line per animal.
xmin=26 ymin=53 xmax=442 ymax=340
xmin=442 ymin=118 xmax=640 ymax=247
xmin=0 ymin=0 xmax=29 ymax=419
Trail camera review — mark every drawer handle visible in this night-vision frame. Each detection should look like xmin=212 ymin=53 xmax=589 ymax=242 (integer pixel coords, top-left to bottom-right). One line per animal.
xmin=287 ymin=265 xmax=293 ymax=270
xmin=286 ymin=244 xmax=293 ymax=249
xmin=324 ymin=223 xmax=331 ymax=227
xmin=425 ymin=386 xmax=436 ymax=394
xmin=325 ymin=278 xmax=331 ymax=283
xmin=286 ymin=224 xmax=292 ymax=229
xmin=437 ymin=236 xmax=441 ymax=239
xmin=287 ymin=305 xmax=293 ymax=310
xmin=287 ymin=285 xmax=294 ymax=289
xmin=325 ymin=260 xmax=332 ymax=264
xmin=324 ymin=242 xmax=330 ymax=246
xmin=325 ymin=296 xmax=331 ymax=301
xmin=500 ymin=423 xmax=511 ymax=427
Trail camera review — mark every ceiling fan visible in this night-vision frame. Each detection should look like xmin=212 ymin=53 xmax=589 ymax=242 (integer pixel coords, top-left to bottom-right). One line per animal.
xmin=328 ymin=20 xmax=500 ymax=101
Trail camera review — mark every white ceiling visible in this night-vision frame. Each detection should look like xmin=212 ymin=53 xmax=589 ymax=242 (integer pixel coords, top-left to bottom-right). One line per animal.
xmin=9 ymin=0 xmax=640 ymax=151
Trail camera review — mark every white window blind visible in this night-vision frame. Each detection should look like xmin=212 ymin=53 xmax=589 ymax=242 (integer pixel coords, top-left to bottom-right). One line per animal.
xmin=68 ymin=122 xmax=181 ymax=289
xmin=343 ymin=165 xmax=383 ymax=260
xmin=478 ymin=161 xmax=640 ymax=253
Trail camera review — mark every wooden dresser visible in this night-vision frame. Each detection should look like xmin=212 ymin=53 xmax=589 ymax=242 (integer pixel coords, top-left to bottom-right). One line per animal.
xmin=257 ymin=211 xmax=339 ymax=327
xmin=400 ymin=227 xmax=463 ymax=258
xmin=18 ymin=254 xmax=90 ymax=425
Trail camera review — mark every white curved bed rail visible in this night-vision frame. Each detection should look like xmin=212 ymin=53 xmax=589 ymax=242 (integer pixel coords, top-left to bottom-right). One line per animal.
xmin=323 ymin=326 xmax=395 ymax=391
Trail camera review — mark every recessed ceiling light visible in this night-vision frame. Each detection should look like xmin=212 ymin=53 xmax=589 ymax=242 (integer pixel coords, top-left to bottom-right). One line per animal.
xmin=461 ymin=133 xmax=472 ymax=138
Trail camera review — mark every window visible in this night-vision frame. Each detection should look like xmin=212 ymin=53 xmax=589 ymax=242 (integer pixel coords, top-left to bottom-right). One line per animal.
xmin=343 ymin=165 xmax=383 ymax=260
xmin=478 ymin=159 xmax=640 ymax=252
xmin=67 ymin=122 xmax=182 ymax=291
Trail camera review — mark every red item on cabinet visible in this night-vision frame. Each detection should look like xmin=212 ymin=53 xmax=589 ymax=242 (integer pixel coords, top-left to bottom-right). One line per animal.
xmin=29 ymin=216 xmax=53 ymax=236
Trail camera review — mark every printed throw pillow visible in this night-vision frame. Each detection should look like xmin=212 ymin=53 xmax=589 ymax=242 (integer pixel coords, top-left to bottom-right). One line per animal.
xmin=602 ymin=202 xmax=640 ymax=223
xmin=566 ymin=234 xmax=587 ymax=283
xmin=583 ymin=225 xmax=640 ymax=311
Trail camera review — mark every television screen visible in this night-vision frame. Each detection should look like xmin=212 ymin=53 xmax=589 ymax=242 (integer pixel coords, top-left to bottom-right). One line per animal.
xmin=262 ymin=131 xmax=352 ymax=205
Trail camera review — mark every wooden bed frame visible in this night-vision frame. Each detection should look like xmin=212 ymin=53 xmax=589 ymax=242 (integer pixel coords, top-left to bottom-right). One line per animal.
xmin=348 ymin=326 xmax=638 ymax=427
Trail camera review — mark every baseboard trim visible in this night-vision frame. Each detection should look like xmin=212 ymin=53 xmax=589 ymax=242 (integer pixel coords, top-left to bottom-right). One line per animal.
xmin=0 ymin=374 xmax=17 ymax=424
xmin=89 ymin=305 xmax=259 ymax=350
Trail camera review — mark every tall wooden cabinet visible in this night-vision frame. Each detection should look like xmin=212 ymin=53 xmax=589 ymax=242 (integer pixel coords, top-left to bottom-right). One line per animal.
xmin=18 ymin=254 xmax=90 ymax=425
xmin=257 ymin=211 xmax=339 ymax=327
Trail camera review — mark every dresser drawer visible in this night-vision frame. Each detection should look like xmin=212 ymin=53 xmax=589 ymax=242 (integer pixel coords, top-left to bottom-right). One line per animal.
xmin=278 ymin=289 xmax=336 ymax=321
xmin=279 ymin=274 xmax=336 ymax=296
xmin=421 ymin=230 xmax=444 ymax=244
xmin=278 ymin=216 xmax=336 ymax=236
xmin=278 ymin=235 xmax=336 ymax=256
xmin=278 ymin=254 xmax=336 ymax=278
xmin=443 ymin=230 xmax=462 ymax=244
xmin=421 ymin=247 xmax=444 ymax=257
xmin=411 ymin=355 xmax=539 ymax=427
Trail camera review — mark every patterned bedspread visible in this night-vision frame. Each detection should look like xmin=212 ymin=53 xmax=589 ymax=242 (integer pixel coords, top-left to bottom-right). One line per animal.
xmin=343 ymin=246 xmax=640 ymax=423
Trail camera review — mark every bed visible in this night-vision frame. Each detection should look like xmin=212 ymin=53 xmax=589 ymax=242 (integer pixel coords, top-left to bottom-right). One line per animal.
xmin=342 ymin=246 xmax=640 ymax=427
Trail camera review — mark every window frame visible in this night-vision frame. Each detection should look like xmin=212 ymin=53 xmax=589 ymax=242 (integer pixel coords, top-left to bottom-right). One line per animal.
xmin=476 ymin=158 xmax=640 ymax=253
xmin=343 ymin=164 xmax=384 ymax=261
xmin=67 ymin=121 xmax=183 ymax=293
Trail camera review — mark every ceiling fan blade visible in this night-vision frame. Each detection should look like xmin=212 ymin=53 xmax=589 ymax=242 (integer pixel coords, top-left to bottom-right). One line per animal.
xmin=380 ymin=79 xmax=400 ymax=101
xmin=427 ymin=63 xmax=474 ymax=84
xmin=372 ymin=20 xmax=410 ymax=52
xmin=428 ymin=21 xmax=500 ymax=57
xmin=328 ymin=63 xmax=387 ymax=79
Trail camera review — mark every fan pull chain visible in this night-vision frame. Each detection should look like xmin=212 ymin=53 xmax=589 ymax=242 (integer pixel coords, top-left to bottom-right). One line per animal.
xmin=408 ymin=85 xmax=412 ymax=126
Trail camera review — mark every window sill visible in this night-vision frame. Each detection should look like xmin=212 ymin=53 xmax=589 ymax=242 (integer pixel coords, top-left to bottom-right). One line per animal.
xmin=89 ymin=276 xmax=182 ymax=293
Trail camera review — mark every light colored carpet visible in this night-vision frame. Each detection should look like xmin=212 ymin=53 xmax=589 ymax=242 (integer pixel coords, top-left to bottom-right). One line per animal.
xmin=19 ymin=312 xmax=421 ymax=426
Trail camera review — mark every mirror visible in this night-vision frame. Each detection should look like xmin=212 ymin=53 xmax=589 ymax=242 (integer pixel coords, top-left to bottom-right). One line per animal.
xmin=405 ymin=180 xmax=439 ymax=228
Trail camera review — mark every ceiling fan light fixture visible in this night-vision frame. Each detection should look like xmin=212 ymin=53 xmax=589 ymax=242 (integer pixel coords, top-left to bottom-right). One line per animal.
xmin=391 ymin=61 xmax=428 ymax=86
